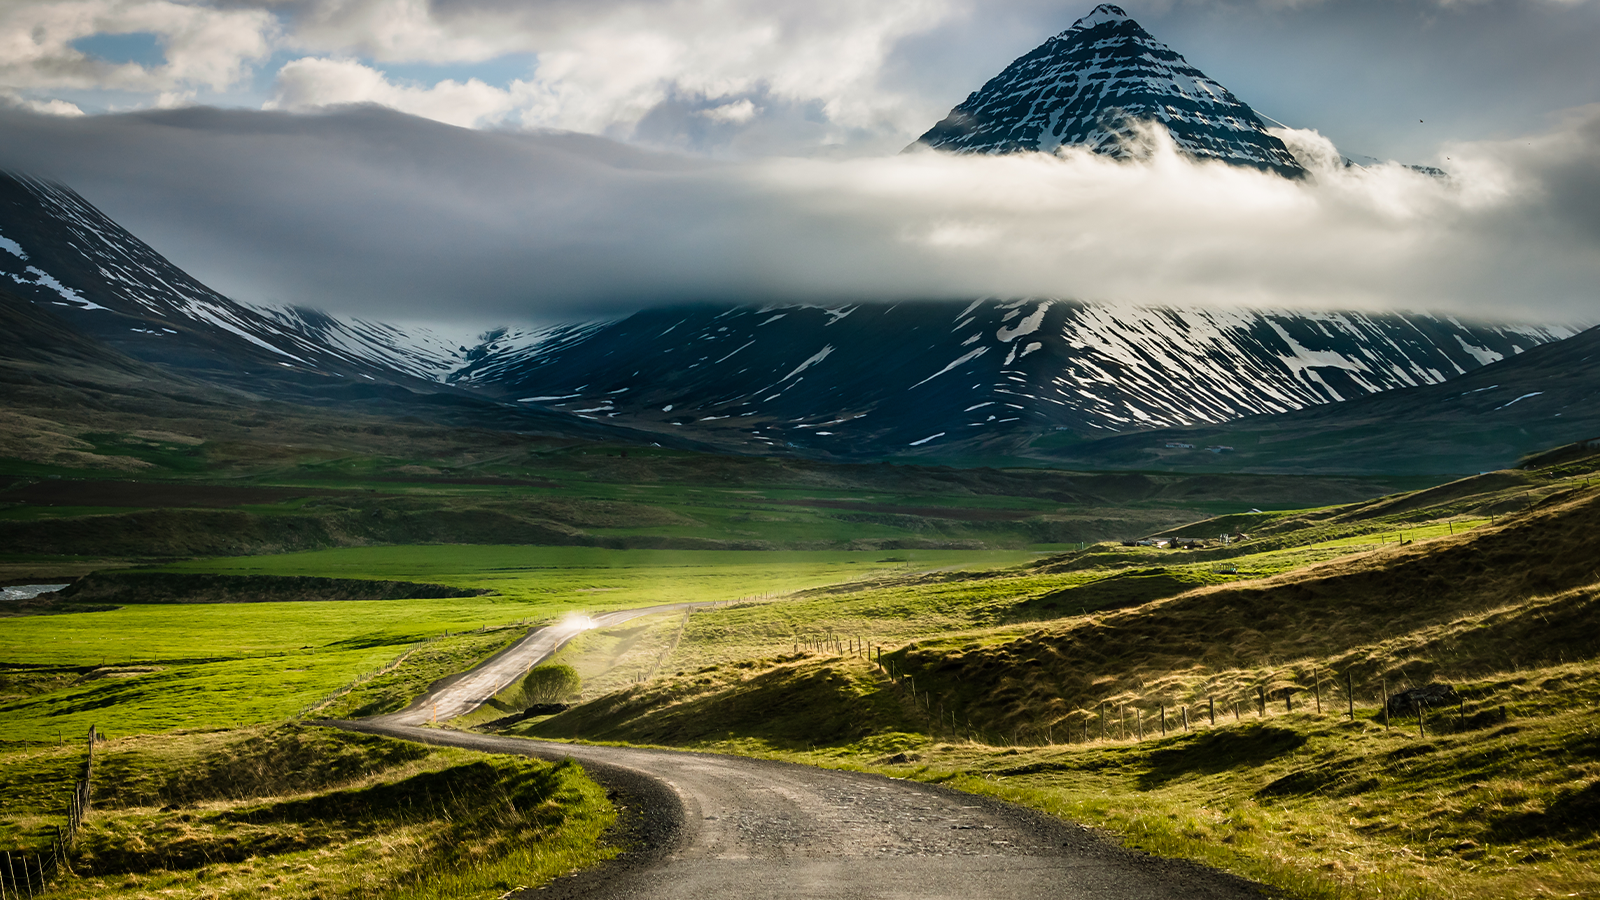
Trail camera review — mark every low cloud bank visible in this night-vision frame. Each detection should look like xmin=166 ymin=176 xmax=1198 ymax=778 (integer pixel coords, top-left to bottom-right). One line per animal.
xmin=0 ymin=103 xmax=1596 ymax=325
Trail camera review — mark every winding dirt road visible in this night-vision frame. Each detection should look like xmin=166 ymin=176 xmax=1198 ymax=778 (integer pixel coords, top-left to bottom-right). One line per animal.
xmin=335 ymin=722 xmax=1265 ymax=900
xmin=372 ymin=602 xmax=719 ymax=725
xmin=335 ymin=605 xmax=1266 ymax=899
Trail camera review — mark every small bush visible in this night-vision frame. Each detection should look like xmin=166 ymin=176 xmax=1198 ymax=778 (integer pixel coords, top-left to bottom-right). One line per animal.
xmin=522 ymin=664 xmax=581 ymax=706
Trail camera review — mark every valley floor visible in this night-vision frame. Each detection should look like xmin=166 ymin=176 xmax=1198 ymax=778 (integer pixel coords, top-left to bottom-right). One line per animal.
xmin=4 ymin=446 xmax=1598 ymax=898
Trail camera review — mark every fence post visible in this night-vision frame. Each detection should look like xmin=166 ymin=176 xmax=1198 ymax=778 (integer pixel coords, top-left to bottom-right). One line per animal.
xmin=1182 ymin=706 xmax=1190 ymax=731
xmin=1099 ymin=704 xmax=1107 ymax=742
xmin=1415 ymin=699 xmax=1425 ymax=739
xmin=1382 ymin=679 xmax=1390 ymax=731
xmin=1257 ymin=685 xmax=1266 ymax=716
xmin=1347 ymin=670 xmax=1355 ymax=720
xmin=1209 ymin=697 xmax=1216 ymax=726
xmin=1136 ymin=708 xmax=1143 ymax=740
xmin=1160 ymin=703 xmax=1167 ymax=735
xmin=1314 ymin=669 xmax=1322 ymax=714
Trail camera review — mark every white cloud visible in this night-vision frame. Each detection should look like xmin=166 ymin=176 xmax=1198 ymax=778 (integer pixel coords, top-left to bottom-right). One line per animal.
xmin=697 ymin=99 xmax=759 ymax=124
xmin=2 ymin=103 xmax=1594 ymax=326
xmin=480 ymin=0 xmax=955 ymax=142
xmin=0 ymin=0 xmax=275 ymax=92
xmin=0 ymin=0 xmax=1595 ymax=165
xmin=265 ymin=57 xmax=518 ymax=128
xmin=0 ymin=90 xmax=85 ymax=116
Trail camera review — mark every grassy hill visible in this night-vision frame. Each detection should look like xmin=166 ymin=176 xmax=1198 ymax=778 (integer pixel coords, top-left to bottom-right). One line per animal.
xmin=513 ymin=440 xmax=1600 ymax=899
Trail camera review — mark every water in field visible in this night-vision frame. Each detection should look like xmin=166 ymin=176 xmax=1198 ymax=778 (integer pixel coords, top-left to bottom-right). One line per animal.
xmin=0 ymin=583 xmax=68 ymax=601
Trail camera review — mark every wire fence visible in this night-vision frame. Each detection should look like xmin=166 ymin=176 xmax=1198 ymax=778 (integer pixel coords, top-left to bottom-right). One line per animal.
xmin=788 ymin=636 xmax=1497 ymax=747
xmin=2 ymin=725 xmax=98 ymax=899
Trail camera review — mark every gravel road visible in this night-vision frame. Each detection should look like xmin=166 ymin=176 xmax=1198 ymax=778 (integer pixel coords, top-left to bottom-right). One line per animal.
xmin=372 ymin=602 xmax=720 ymax=725
xmin=332 ymin=722 xmax=1267 ymax=900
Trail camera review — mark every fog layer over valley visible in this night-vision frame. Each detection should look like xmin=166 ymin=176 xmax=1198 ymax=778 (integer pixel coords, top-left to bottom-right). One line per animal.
xmin=1 ymin=103 xmax=1598 ymax=325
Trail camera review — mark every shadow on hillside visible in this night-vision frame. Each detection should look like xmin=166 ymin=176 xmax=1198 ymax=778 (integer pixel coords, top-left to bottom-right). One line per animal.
xmin=1009 ymin=568 xmax=1205 ymax=621
xmin=1136 ymin=724 xmax=1306 ymax=789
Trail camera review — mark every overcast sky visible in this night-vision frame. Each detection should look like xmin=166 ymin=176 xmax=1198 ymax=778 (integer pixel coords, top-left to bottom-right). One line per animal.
xmin=1 ymin=0 xmax=1597 ymax=326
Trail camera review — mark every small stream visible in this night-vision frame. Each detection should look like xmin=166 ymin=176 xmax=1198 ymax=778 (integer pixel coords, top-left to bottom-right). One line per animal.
xmin=0 ymin=584 xmax=69 ymax=601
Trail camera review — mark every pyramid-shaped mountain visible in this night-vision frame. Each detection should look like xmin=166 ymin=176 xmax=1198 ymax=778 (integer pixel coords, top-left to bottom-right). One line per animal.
xmin=913 ymin=4 xmax=1303 ymax=177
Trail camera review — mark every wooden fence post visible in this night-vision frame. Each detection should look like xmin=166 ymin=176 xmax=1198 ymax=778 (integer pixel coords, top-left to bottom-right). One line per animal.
xmin=1182 ymin=706 xmax=1190 ymax=731
xmin=1258 ymin=686 xmax=1266 ymax=716
xmin=1160 ymin=703 xmax=1167 ymax=735
xmin=1099 ymin=704 xmax=1107 ymax=742
xmin=1382 ymin=679 xmax=1390 ymax=730
xmin=1208 ymin=697 xmax=1216 ymax=726
xmin=1347 ymin=670 xmax=1355 ymax=721
xmin=1314 ymin=669 xmax=1322 ymax=714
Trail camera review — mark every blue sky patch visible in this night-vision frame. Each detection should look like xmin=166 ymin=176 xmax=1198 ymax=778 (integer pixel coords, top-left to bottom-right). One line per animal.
xmin=72 ymin=32 xmax=165 ymax=68
xmin=380 ymin=53 xmax=539 ymax=89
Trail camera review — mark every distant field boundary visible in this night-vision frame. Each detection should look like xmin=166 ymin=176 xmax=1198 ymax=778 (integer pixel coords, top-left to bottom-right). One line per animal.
xmin=57 ymin=572 xmax=489 ymax=604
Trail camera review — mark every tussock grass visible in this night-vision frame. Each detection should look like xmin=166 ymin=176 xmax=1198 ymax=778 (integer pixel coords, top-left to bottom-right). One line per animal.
xmin=523 ymin=654 xmax=920 ymax=748
xmin=890 ymin=489 xmax=1600 ymax=740
xmin=520 ymin=480 xmax=1600 ymax=899
xmin=2 ymin=723 xmax=618 ymax=899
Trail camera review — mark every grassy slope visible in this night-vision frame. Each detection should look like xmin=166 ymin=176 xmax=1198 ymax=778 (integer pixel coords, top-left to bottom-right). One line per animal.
xmin=513 ymin=448 xmax=1600 ymax=899
xmin=0 ymin=366 xmax=1433 ymax=562
xmin=2 ymin=549 xmax=1009 ymax=740
xmin=0 ymin=723 xmax=616 ymax=899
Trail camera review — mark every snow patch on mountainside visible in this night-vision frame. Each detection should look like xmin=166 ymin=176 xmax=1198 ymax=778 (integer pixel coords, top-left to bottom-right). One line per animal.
xmin=439 ymin=299 xmax=1577 ymax=458
xmin=915 ymin=4 xmax=1302 ymax=177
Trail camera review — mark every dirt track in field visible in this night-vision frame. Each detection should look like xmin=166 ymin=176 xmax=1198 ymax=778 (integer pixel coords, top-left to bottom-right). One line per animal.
xmin=370 ymin=601 xmax=722 ymax=725
xmin=334 ymin=722 xmax=1265 ymax=900
xmin=339 ymin=602 xmax=1267 ymax=900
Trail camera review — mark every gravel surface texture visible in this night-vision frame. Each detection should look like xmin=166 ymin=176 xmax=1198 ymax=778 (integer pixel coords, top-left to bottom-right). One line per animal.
xmin=330 ymin=722 xmax=1269 ymax=900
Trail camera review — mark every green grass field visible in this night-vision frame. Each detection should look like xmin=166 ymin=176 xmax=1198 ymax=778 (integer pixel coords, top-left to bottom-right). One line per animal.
xmin=506 ymin=464 xmax=1600 ymax=900
xmin=0 ymin=548 xmax=1034 ymax=741
xmin=1 ymin=723 xmax=618 ymax=899
xmin=152 ymin=545 xmax=1035 ymax=602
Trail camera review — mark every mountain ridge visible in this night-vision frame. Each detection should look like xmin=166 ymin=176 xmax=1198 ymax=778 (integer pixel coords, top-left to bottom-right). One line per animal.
xmin=1 ymin=168 xmax=1590 ymax=472
xmin=443 ymin=301 xmax=1575 ymax=461
xmin=912 ymin=3 xmax=1304 ymax=177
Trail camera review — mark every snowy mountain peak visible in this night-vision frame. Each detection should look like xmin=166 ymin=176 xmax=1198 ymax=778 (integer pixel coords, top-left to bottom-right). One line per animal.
xmin=1069 ymin=4 xmax=1134 ymax=31
xmin=913 ymin=4 xmax=1304 ymax=177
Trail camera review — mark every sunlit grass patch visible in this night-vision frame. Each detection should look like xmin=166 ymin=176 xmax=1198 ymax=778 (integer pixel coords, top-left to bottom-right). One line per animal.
xmin=5 ymin=724 xmax=618 ymax=899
